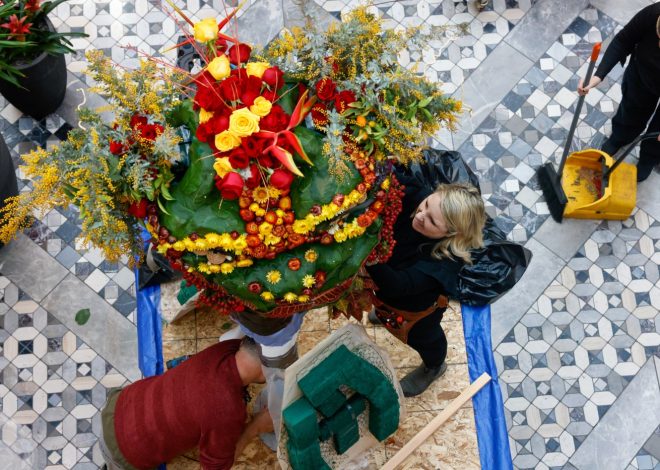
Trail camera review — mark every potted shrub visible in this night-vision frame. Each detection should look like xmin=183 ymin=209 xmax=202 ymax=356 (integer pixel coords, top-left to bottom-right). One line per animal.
xmin=0 ymin=0 xmax=86 ymax=119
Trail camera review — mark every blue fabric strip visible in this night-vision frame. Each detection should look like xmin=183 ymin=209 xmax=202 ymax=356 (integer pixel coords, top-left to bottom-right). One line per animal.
xmin=461 ymin=304 xmax=513 ymax=470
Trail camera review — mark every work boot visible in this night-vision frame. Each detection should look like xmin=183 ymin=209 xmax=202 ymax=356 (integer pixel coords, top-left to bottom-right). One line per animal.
xmin=400 ymin=362 xmax=447 ymax=397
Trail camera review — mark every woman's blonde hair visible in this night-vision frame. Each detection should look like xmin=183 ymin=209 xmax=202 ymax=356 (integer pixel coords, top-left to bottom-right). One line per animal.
xmin=429 ymin=183 xmax=486 ymax=264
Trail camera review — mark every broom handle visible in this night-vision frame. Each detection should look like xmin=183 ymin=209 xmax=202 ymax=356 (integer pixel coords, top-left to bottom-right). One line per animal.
xmin=603 ymin=131 xmax=660 ymax=178
xmin=558 ymin=42 xmax=602 ymax=176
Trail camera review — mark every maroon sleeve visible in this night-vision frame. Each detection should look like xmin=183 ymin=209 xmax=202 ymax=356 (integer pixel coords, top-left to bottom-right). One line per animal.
xmin=198 ymin=413 xmax=246 ymax=470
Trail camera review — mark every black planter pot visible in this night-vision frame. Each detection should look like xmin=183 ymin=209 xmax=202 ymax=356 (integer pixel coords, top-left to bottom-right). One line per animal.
xmin=0 ymin=133 xmax=18 ymax=248
xmin=0 ymin=20 xmax=68 ymax=120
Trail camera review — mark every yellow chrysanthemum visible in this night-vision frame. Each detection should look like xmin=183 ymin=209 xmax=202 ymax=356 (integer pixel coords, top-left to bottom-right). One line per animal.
xmin=334 ymin=231 xmax=347 ymax=242
xmin=220 ymin=263 xmax=234 ymax=274
xmin=297 ymin=295 xmax=310 ymax=303
xmin=304 ymin=249 xmax=318 ymax=262
xmin=266 ymin=270 xmax=282 ymax=284
xmin=293 ymin=219 xmax=312 ymax=234
xmin=261 ymin=291 xmax=275 ymax=301
xmin=237 ymin=259 xmax=254 ymax=268
xmin=268 ymin=186 xmax=281 ymax=199
xmin=209 ymin=264 xmax=221 ymax=273
xmin=302 ymin=275 xmax=316 ymax=288
xmin=259 ymin=222 xmax=273 ymax=236
xmin=233 ymin=238 xmax=247 ymax=251
xmin=253 ymin=187 xmax=270 ymax=204
xmin=284 ymin=292 xmax=297 ymax=303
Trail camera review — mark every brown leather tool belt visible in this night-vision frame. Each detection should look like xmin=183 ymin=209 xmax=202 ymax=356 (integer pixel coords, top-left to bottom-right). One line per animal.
xmin=372 ymin=294 xmax=448 ymax=344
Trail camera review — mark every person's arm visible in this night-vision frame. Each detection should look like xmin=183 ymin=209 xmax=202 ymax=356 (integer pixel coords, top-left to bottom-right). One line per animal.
xmin=579 ymin=5 xmax=652 ymax=94
xmin=234 ymin=408 xmax=274 ymax=461
xmin=366 ymin=263 xmax=445 ymax=299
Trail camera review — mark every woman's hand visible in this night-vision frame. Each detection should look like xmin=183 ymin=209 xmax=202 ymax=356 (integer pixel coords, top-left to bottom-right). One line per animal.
xmin=577 ymin=76 xmax=602 ymax=96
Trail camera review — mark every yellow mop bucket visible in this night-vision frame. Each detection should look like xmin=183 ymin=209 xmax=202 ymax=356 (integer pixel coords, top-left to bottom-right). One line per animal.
xmin=562 ymin=148 xmax=636 ymax=220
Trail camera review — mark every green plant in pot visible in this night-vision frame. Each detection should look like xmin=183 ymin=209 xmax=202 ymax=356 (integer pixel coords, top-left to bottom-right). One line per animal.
xmin=0 ymin=0 xmax=86 ymax=119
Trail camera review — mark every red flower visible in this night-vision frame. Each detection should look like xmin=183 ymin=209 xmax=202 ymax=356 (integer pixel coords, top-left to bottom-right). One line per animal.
xmin=245 ymin=164 xmax=261 ymax=189
xmin=315 ymin=78 xmax=336 ymax=101
xmin=311 ymin=103 xmax=328 ymax=127
xmin=215 ymin=38 xmax=228 ymax=54
xmin=334 ymin=90 xmax=357 ymax=114
xmin=140 ymin=123 xmax=164 ymax=141
xmin=262 ymin=66 xmax=284 ymax=89
xmin=130 ymin=114 xmax=147 ymax=129
xmin=248 ymin=282 xmax=262 ymax=294
xmin=269 ymin=169 xmax=294 ymax=190
xmin=218 ymin=75 xmax=241 ymax=102
xmin=109 ymin=140 xmax=124 ymax=155
xmin=261 ymin=89 xmax=277 ymax=101
xmin=25 ymin=0 xmax=41 ymax=13
xmin=260 ymin=104 xmax=289 ymax=132
xmin=240 ymin=76 xmax=263 ymax=106
xmin=208 ymin=113 xmax=230 ymax=134
xmin=127 ymin=199 xmax=148 ymax=218
xmin=228 ymin=43 xmax=252 ymax=65
xmin=216 ymin=172 xmax=244 ymax=200
xmin=241 ymin=136 xmax=266 ymax=159
xmin=257 ymin=152 xmax=274 ymax=168
xmin=1 ymin=15 xmax=32 ymax=41
xmin=228 ymin=147 xmax=249 ymax=169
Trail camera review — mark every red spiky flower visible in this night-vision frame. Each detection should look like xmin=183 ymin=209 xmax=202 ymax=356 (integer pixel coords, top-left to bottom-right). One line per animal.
xmin=1 ymin=14 xmax=32 ymax=41
xmin=25 ymin=0 xmax=42 ymax=13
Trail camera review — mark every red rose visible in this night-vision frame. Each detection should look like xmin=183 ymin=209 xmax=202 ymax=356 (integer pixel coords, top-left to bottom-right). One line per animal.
xmin=109 ymin=140 xmax=124 ymax=155
xmin=228 ymin=147 xmax=249 ymax=169
xmin=245 ymin=164 xmax=261 ymax=189
xmin=315 ymin=78 xmax=336 ymax=101
xmin=215 ymin=38 xmax=228 ymax=54
xmin=260 ymin=104 xmax=289 ymax=132
xmin=262 ymin=66 xmax=284 ymax=89
xmin=311 ymin=103 xmax=328 ymax=126
xmin=208 ymin=113 xmax=230 ymax=134
xmin=270 ymin=169 xmax=294 ymax=189
xmin=257 ymin=152 xmax=274 ymax=168
xmin=334 ymin=90 xmax=357 ymax=114
xmin=127 ymin=199 xmax=147 ymax=218
xmin=218 ymin=75 xmax=241 ymax=102
xmin=217 ymin=172 xmax=244 ymax=200
xmin=241 ymin=75 xmax=263 ymax=106
xmin=261 ymin=89 xmax=277 ymax=101
xmin=228 ymin=43 xmax=252 ymax=65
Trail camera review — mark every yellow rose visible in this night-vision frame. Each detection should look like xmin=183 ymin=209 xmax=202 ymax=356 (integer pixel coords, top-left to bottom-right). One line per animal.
xmin=246 ymin=61 xmax=270 ymax=78
xmin=199 ymin=108 xmax=213 ymax=124
xmin=215 ymin=131 xmax=241 ymax=152
xmin=207 ymin=55 xmax=231 ymax=80
xmin=193 ymin=18 xmax=218 ymax=43
xmin=250 ymin=96 xmax=273 ymax=117
xmin=229 ymin=107 xmax=260 ymax=137
xmin=213 ymin=157 xmax=233 ymax=178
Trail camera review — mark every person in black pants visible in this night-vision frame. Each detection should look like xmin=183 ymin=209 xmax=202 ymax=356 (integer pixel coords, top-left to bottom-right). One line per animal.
xmin=578 ymin=4 xmax=660 ymax=182
xmin=366 ymin=179 xmax=486 ymax=397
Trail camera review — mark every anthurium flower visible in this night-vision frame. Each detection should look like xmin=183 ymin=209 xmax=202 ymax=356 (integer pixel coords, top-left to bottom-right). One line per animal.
xmin=229 ymin=108 xmax=260 ymax=138
xmin=246 ymin=62 xmax=270 ymax=78
xmin=207 ymin=55 xmax=231 ymax=80
xmin=1 ymin=15 xmax=33 ymax=41
xmin=193 ymin=18 xmax=218 ymax=43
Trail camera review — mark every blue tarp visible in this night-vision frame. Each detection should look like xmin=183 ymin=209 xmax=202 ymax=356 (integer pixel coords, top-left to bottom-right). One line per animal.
xmin=462 ymin=304 xmax=513 ymax=470
xmin=134 ymin=227 xmax=165 ymax=378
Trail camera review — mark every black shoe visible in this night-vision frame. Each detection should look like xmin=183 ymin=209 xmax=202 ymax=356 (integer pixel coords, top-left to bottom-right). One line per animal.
xmin=367 ymin=308 xmax=381 ymax=325
xmin=636 ymin=161 xmax=655 ymax=182
xmin=400 ymin=362 xmax=447 ymax=397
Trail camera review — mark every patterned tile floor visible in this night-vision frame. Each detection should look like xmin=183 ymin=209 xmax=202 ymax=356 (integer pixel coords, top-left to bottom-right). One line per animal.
xmin=1 ymin=0 xmax=660 ymax=468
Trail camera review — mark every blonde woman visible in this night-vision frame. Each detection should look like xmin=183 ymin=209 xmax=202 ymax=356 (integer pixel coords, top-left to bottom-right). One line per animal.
xmin=366 ymin=182 xmax=486 ymax=397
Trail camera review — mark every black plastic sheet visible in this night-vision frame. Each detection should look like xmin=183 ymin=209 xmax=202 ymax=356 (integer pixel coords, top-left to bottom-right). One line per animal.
xmin=409 ymin=148 xmax=532 ymax=306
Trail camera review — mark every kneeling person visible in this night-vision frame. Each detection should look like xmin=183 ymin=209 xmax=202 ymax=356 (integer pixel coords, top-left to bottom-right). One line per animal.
xmin=100 ymin=338 xmax=272 ymax=469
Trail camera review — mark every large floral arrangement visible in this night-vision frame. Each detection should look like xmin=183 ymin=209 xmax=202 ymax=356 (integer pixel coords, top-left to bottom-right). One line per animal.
xmin=1 ymin=4 xmax=462 ymax=318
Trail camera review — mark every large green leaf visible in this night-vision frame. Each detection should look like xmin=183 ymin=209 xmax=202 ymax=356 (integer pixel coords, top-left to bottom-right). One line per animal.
xmin=290 ymin=127 xmax=361 ymax=215
xmin=213 ymin=220 xmax=381 ymax=310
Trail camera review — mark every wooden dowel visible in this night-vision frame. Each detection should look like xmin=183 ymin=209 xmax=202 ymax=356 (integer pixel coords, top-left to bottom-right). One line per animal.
xmin=381 ymin=372 xmax=491 ymax=470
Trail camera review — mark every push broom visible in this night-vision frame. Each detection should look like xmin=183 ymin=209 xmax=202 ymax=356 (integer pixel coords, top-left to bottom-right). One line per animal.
xmin=537 ymin=42 xmax=602 ymax=222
